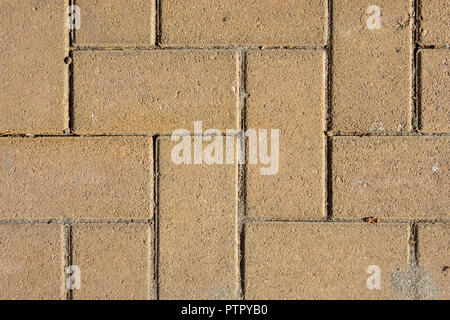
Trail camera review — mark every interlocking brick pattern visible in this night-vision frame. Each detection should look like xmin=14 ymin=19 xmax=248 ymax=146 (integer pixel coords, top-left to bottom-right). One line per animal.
xmin=0 ymin=0 xmax=448 ymax=300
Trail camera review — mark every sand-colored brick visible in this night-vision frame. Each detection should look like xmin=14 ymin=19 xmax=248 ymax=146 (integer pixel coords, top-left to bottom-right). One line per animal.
xmin=245 ymin=222 xmax=409 ymax=299
xmin=419 ymin=50 xmax=450 ymax=133
xmin=417 ymin=223 xmax=450 ymax=300
xmin=158 ymin=137 xmax=237 ymax=299
xmin=332 ymin=137 xmax=449 ymax=219
xmin=74 ymin=0 xmax=155 ymax=46
xmin=72 ymin=50 xmax=238 ymax=134
xmin=0 ymin=137 xmax=152 ymax=219
xmin=0 ymin=0 xmax=67 ymax=133
xmin=246 ymin=50 xmax=326 ymax=219
xmin=160 ymin=0 xmax=326 ymax=46
xmin=332 ymin=0 xmax=412 ymax=133
xmin=71 ymin=224 xmax=152 ymax=300
xmin=0 ymin=224 xmax=63 ymax=300
xmin=419 ymin=0 xmax=450 ymax=46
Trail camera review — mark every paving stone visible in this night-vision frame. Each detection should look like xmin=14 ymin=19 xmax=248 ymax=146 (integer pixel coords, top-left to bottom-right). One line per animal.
xmin=0 ymin=137 xmax=153 ymax=219
xmin=419 ymin=49 xmax=450 ymax=132
xmin=71 ymin=224 xmax=153 ymax=300
xmin=332 ymin=136 xmax=449 ymax=219
xmin=246 ymin=50 xmax=326 ymax=219
xmin=0 ymin=224 xmax=64 ymax=299
xmin=419 ymin=0 xmax=450 ymax=46
xmin=158 ymin=137 xmax=237 ymax=299
xmin=72 ymin=50 xmax=238 ymax=134
xmin=245 ymin=222 xmax=410 ymax=299
xmin=0 ymin=0 xmax=68 ymax=133
xmin=74 ymin=0 xmax=156 ymax=46
xmin=332 ymin=0 xmax=413 ymax=133
xmin=417 ymin=223 xmax=450 ymax=300
xmin=160 ymin=0 xmax=327 ymax=46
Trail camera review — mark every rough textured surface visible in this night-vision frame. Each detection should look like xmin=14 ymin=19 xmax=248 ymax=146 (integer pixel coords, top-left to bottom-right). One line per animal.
xmin=332 ymin=137 xmax=449 ymax=219
xmin=160 ymin=0 xmax=326 ymax=46
xmin=74 ymin=0 xmax=156 ymax=46
xmin=419 ymin=0 xmax=450 ymax=46
xmin=71 ymin=224 xmax=152 ymax=300
xmin=245 ymin=222 xmax=410 ymax=299
xmin=0 ymin=137 xmax=152 ymax=219
xmin=0 ymin=1 xmax=448 ymax=301
xmin=332 ymin=0 xmax=412 ymax=133
xmin=246 ymin=50 xmax=326 ymax=219
xmin=0 ymin=224 xmax=63 ymax=300
xmin=417 ymin=223 xmax=450 ymax=300
xmin=419 ymin=50 xmax=450 ymax=132
xmin=0 ymin=0 xmax=67 ymax=133
xmin=72 ymin=50 xmax=238 ymax=134
xmin=158 ymin=138 xmax=237 ymax=299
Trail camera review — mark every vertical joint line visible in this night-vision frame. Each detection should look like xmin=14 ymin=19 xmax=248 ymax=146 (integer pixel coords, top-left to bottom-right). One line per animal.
xmin=326 ymin=0 xmax=334 ymax=220
xmin=237 ymin=49 xmax=247 ymax=300
xmin=409 ymin=222 xmax=420 ymax=300
xmin=68 ymin=50 xmax=74 ymax=134
xmin=413 ymin=0 xmax=421 ymax=131
xmin=66 ymin=0 xmax=74 ymax=134
xmin=65 ymin=223 xmax=73 ymax=300
xmin=155 ymin=0 xmax=162 ymax=47
xmin=152 ymin=135 xmax=160 ymax=300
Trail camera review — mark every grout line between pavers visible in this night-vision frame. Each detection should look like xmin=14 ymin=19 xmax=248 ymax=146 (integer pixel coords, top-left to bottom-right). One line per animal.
xmin=153 ymin=136 xmax=161 ymax=300
xmin=2 ymin=132 xmax=448 ymax=138
xmin=0 ymin=218 xmax=447 ymax=225
xmin=64 ymin=223 xmax=73 ymax=300
xmin=155 ymin=0 xmax=162 ymax=46
xmin=245 ymin=218 xmax=450 ymax=224
xmin=236 ymin=49 xmax=247 ymax=300
xmin=408 ymin=222 xmax=419 ymax=300
xmin=0 ymin=219 xmax=153 ymax=224
xmin=325 ymin=0 xmax=334 ymax=221
xmin=412 ymin=0 xmax=421 ymax=131
xmin=71 ymin=45 xmax=327 ymax=52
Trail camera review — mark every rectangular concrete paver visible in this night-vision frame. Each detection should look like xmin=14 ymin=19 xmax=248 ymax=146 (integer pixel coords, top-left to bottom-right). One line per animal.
xmin=71 ymin=224 xmax=152 ymax=300
xmin=0 ymin=137 xmax=152 ymax=219
xmin=246 ymin=50 xmax=326 ymax=219
xmin=332 ymin=0 xmax=412 ymax=133
xmin=417 ymin=223 xmax=450 ymax=300
xmin=158 ymin=137 xmax=237 ymax=299
xmin=419 ymin=0 xmax=450 ymax=46
xmin=72 ymin=50 xmax=238 ymax=134
xmin=245 ymin=222 xmax=410 ymax=299
xmin=160 ymin=0 xmax=327 ymax=46
xmin=0 ymin=224 xmax=64 ymax=300
xmin=74 ymin=0 xmax=156 ymax=46
xmin=419 ymin=50 xmax=450 ymax=132
xmin=0 ymin=0 xmax=67 ymax=133
xmin=332 ymin=137 xmax=449 ymax=219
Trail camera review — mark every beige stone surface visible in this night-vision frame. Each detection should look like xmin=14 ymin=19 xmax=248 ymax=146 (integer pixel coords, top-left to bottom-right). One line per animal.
xmin=74 ymin=0 xmax=156 ymax=46
xmin=72 ymin=50 xmax=238 ymax=134
xmin=332 ymin=0 xmax=412 ymax=133
xmin=0 ymin=0 xmax=449 ymax=301
xmin=417 ymin=223 xmax=450 ymax=300
xmin=332 ymin=137 xmax=449 ymax=219
xmin=160 ymin=0 xmax=326 ymax=46
xmin=419 ymin=0 xmax=450 ymax=46
xmin=246 ymin=50 xmax=326 ymax=219
xmin=158 ymin=137 xmax=237 ymax=299
xmin=0 ymin=224 xmax=64 ymax=300
xmin=419 ymin=50 xmax=450 ymax=133
xmin=0 ymin=137 xmax=152 ymax=219
xmin=245 ymin=222 xmax=410 ymax=299
xmin=71 ymin=224 xmax=152 ymax=300
xmin=0 ymin=0 xmax=67 ymax=133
